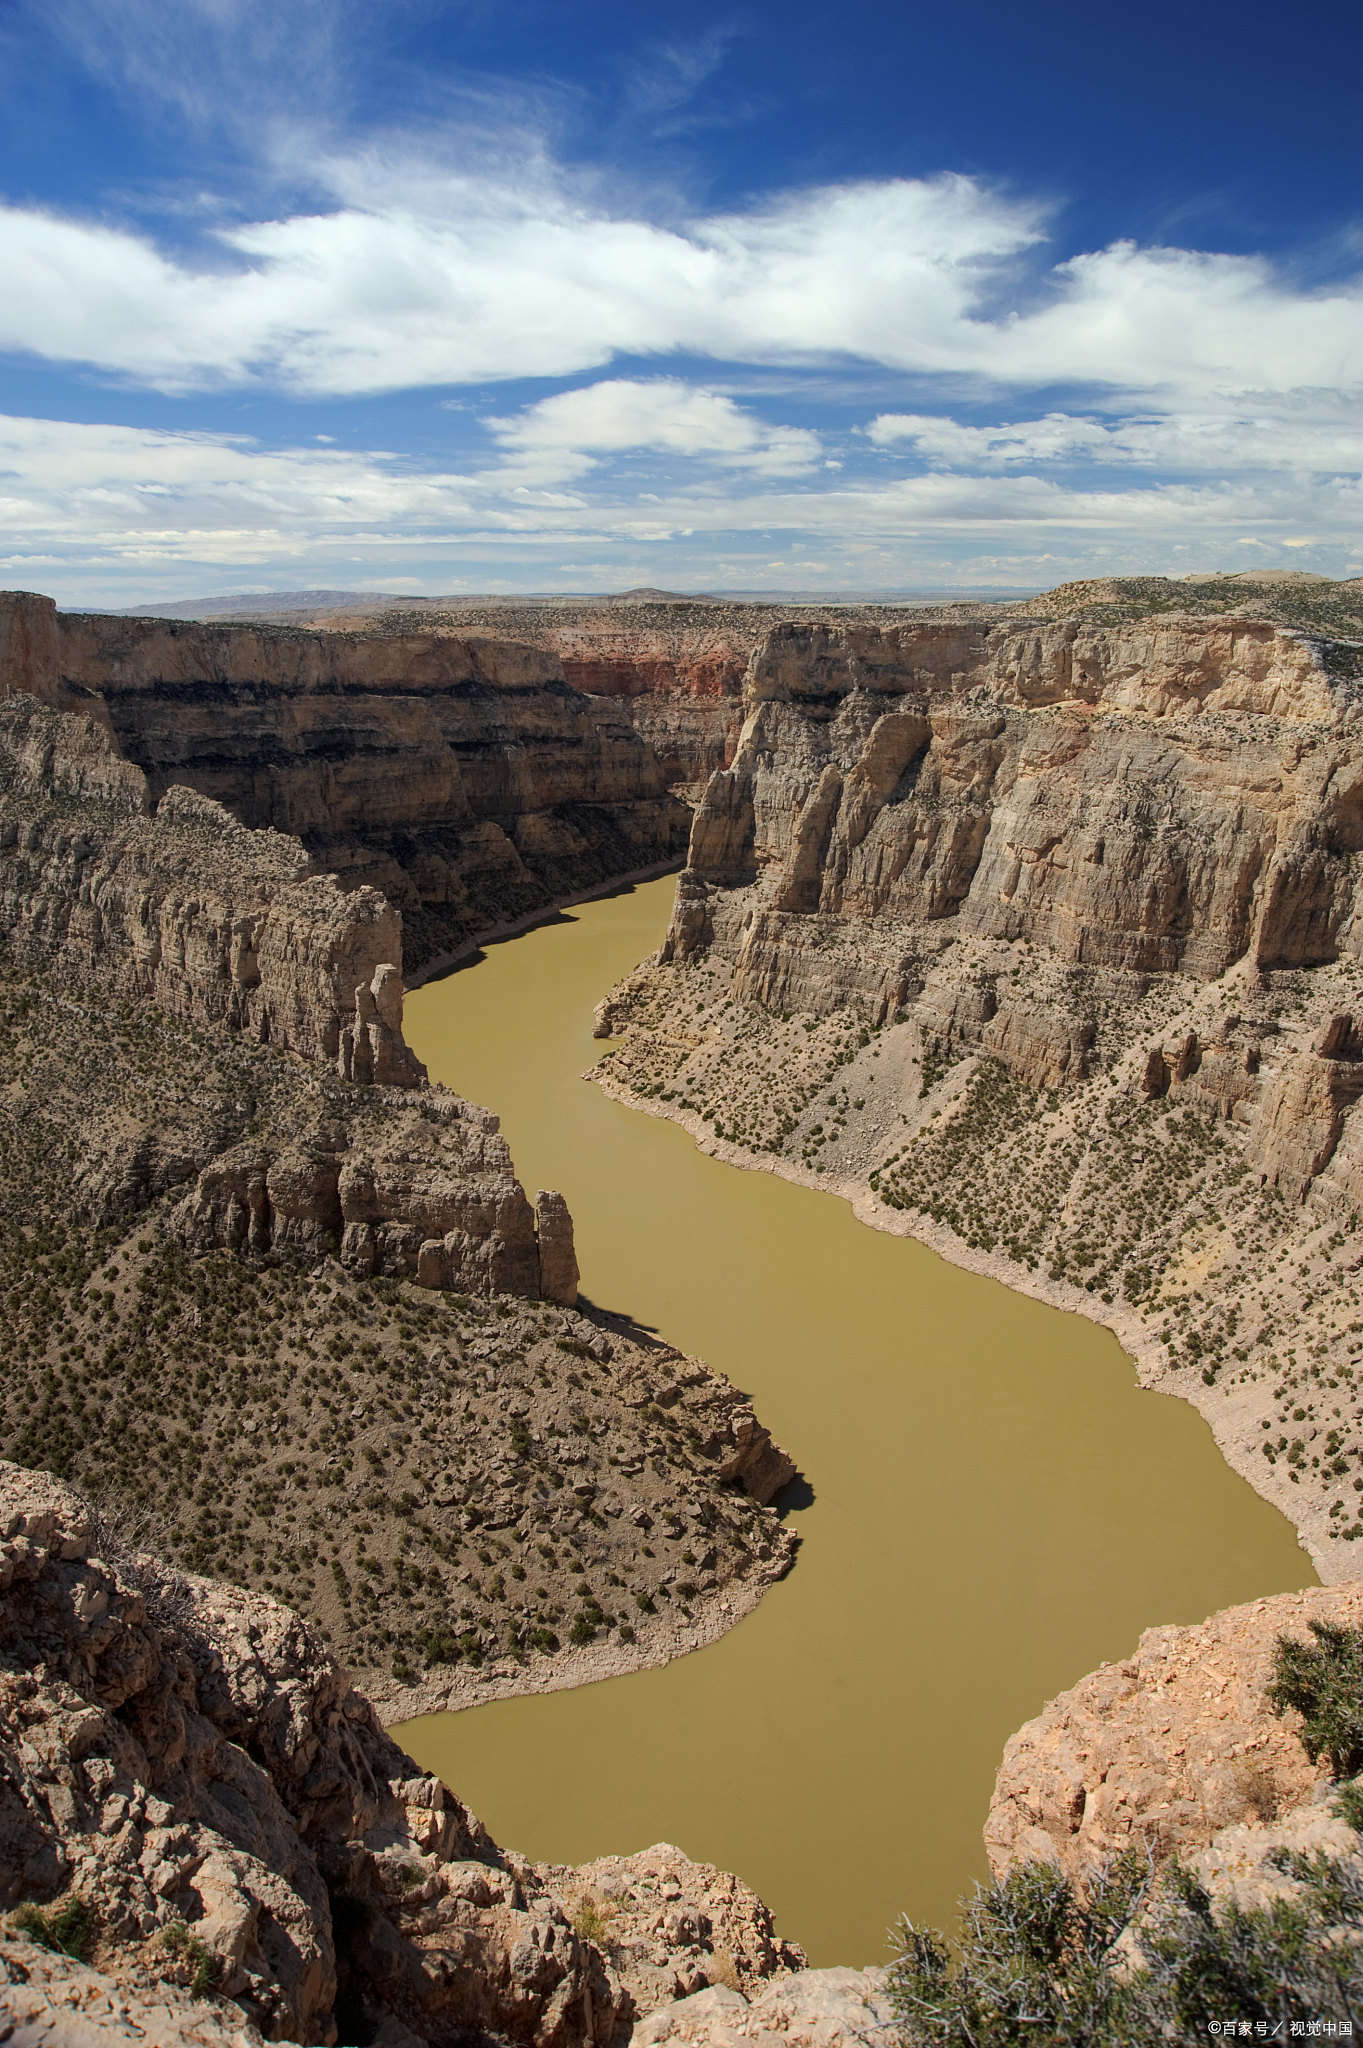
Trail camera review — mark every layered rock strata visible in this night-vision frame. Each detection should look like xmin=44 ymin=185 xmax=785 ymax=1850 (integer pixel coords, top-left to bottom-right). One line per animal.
xmin=589 ymin=605 xmax=1363 ymax=1580
xmin=0 ymin=692 xmax=586 ymax=1299
xmin=0 ymin=592 xmax=691 ymax=974
xmin=0 ymin=1465 xmax=805 ymax=2046
xmin=0 ymin=694 xmax=421 ymax=1077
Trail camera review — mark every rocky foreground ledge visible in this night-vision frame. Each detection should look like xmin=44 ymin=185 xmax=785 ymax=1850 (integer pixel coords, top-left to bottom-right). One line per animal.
xmin=6 ymin=1459 xmax=1363 ymax=2042
xmin=0 ymin=1464 xmax=892 ymax=2047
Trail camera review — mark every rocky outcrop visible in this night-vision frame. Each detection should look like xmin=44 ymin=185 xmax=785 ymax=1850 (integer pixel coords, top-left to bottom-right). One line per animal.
xmin=0 ymin=1933 xmax=266 ymax=2046
xmin=632 ymin=1971 xmax=895 ymax=2048
xmin=174 ymin=1088 xmax=578 ymax=1303
xmin=0 ymin=694 xmax=586 ymax=1305
xmin=982 ymin=1583 xmax=1363 ymax=1882
xmin=0 ymin=593 xmax=691 ymax=975
xmin=0 ymin=1464 xmax=804 ymax=2047
xmin=0 ymin=695 xmax=421 ymax=1075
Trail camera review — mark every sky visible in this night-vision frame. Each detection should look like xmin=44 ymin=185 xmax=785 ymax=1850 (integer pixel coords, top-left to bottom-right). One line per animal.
xmin=0 ymin=0 xmax=1360 ymax=606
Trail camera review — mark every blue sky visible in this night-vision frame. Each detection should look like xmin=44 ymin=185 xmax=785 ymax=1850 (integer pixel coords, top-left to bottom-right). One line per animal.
xmin=0 ymin=0 xmax=1359 ymax=604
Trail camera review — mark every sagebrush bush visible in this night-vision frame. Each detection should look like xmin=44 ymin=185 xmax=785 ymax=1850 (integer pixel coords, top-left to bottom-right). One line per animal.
xmin=889 ymin=1842 xmax=1363 ymax=2044
xmin=1267 ymin=1620 xmax=1363 ymax=1778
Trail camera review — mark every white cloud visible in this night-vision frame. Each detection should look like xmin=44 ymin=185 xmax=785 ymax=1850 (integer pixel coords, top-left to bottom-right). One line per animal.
xmin=1 ymin=165 xmax=1357 ymax=406
xmin=484 ymin=379 xmax=821 ymax=477
xmin=868 ymin=406 xmax=1363 ymax=472
xmin=2 ymin=405 xmax=1360 ymax=608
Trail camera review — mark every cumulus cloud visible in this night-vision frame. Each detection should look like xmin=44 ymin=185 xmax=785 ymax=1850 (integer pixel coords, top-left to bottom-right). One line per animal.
xmin=483 ymin=379 xmax=821 ymax=477
xmin=1 ymin=165 xmax=1357 ymax=405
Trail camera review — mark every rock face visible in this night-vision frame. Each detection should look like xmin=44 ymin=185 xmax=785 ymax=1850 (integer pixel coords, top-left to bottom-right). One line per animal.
xmin=0 ymin=1464 xmax=804 ymax=2047
xmin=668 ymin=617 xmax=1359 ymax=1004
xmin=174 ymin=1086 xmax=576 ymax=1302
xmin=585 ymin=598 xmax=1363 ymax=1580
xmin=0 ymin=1932 xmax=266 ymax=2046
xmin=0 ymin=694 xmax=420 ymax=1076
xmin=631 ymin=1970 xmax=896 ymax=2048
xmin=983 ymin=1583 xmax=1363 ymax=1882
xmin=0 ymin=691 xmax=580 ymax=1304
xmin=0 ymin=593 xmax=691 ymax=975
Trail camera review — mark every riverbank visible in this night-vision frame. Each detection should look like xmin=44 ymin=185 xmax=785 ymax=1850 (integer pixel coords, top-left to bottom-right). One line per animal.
xmin=590 ymin=937 xmax=1363 ymax=1588
xmin=398 ymin=873 xmax=1316 ymax=1958
xmin=370 ymin=1542 xmax=784 ymax=1721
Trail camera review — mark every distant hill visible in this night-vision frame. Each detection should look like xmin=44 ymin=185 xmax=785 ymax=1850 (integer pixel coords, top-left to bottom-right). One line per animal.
xmin=90 ymin=582 xmax=1047 ymax=624
xmin=99 ymin=589 xmax=442 ymax=621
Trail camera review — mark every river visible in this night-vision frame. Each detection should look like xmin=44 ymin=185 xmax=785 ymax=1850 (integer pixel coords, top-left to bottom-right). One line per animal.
xmin=396 ymin=874 xmax=1315 ymax=1965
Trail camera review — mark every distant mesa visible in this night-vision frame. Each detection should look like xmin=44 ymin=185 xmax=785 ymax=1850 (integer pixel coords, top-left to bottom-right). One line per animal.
xmin=103 ymin=588 xmax=435 ymax=621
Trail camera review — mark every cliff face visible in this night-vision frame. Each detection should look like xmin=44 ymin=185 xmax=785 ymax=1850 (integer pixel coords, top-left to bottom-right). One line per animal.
xmin=0 ymin=1465 xmax=805 ymax=2046
xmin=657 ymin=614 xmax=1363 ymax=1187
xmin=0 ymin=695 xmax=415 ymax=1074
xmin=0 ymin=593 xmax=690 ymax=974
xmin=672 ymin=617 xmax=1354 ymax=989
xmin=0 ymin=693 xmax=576 ymax=1303
xmin=588 ymin=611 xmax=1363 ymax=1583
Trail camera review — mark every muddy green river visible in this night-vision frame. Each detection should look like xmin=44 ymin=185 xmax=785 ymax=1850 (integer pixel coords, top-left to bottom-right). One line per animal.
xmin=396 ymin=875 xmax=1314 ymax=1966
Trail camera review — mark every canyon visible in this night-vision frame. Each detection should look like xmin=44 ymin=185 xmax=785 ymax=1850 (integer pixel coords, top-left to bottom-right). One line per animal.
xmin=2 ymin=1463 xmax=1358 ymax=2043
xmin=5 ymin=574 xmax=1363 ymax=2033
xmin=0 ymin=616 xmax=797 ymax=1713
xmin=0 ymin=591 xmax=692 ymax=978
xmin=587 ymin=582 xmax=1363 ymax=1581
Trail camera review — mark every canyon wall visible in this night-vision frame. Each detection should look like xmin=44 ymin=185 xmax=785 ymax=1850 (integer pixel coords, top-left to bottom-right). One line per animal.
xmin=589 ymin=607 xmax=1363 ymax=1580
xmin=310 ymin=595 xmax=776 ymax=791
xmin=0 ymin=691 xmax=577 ymax=1303
xmin=661 ymin=615 xmax=1363 ymax=1160
xmin=1 ymin=592 xmax=691 ymax=975
xmin=0 ymin=1464 xmax=810 ymax=2046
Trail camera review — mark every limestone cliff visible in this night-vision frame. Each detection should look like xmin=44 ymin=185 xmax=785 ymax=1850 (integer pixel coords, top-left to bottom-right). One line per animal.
xmin=0 ymin=694 xmax=419 ymax=1076
xmin=0 ymin=692 xmax=578 ymax=1304
xmin=0 ymin=1464 xmax=806 ymax=2046
xmin=587 ymin=602 xmax=1363 ymax=1582
xmin=0 ymin=592 xmax=691 ymax=975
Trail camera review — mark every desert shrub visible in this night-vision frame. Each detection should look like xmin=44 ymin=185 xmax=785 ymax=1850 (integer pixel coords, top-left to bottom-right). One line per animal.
xmin=160 ymin=1919 xmax=222 ymax=1997
xmin=12 ymin=1894 xmax=96 ymax=1961
xmin=1266 ymin=1619 xmax=1363 ymax=1778
xmin=889 ymin=1854 xmax=1148 ymax=2046
xmin=888 ymin=1846 xmax=1363 ymax=2044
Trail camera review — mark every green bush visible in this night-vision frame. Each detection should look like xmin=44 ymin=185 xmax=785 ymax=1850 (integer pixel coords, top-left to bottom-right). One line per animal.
xmin=160 ymin=1919 xmax=222 ymax=1997
xmin=1267 ymin=1619 xmax=1363 ymax=1777
xmin=888 ymin=1846 xmax=1363 ymax=2044
xmin=12 ymin=1894 xmax=96 ymax=1961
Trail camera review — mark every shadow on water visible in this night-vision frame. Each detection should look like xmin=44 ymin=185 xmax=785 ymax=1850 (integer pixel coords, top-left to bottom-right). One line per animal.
xmin=399 ymin=873 xmax=1318 ymax=1967
xmin=776 ymin=1473 xmax=816 ymax=1517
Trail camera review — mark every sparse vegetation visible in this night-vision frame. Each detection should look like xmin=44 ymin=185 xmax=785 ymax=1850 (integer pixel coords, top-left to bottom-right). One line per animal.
xmin=889 ymin=1846 xmax=1363 ymax=2043
xmin=12 ymin=1894 xmax=97 ymax=1961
